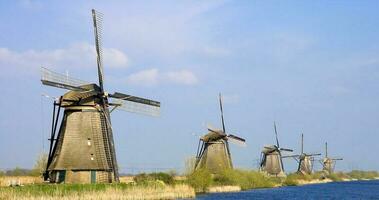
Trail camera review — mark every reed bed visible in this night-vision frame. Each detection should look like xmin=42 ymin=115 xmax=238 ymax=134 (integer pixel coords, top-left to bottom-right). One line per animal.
xmin=0 ymin=184 xmax=195 ymax=200
xmin=0 ymin=176 xmax=43 ymax=187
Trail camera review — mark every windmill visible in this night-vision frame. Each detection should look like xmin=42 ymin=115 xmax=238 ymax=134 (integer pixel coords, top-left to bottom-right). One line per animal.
xmin=41 ymin=9 xmax=160 ymax=184
xmin=259 ymin=122 xmax=293 ymax=177
xmin=285 ymin=134 xmax=321 ymax=175
xmin=194 ymin=94 xmax=246 ymax=174
xmin=320 ymin=142 xmax=343 ymax=175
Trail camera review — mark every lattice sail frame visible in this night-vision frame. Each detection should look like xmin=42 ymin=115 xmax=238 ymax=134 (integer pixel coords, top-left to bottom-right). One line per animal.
xmin=41 ymin=67 xmax=89 ymax=91
xmin=112 ymin=98 xmax=160 ymax=117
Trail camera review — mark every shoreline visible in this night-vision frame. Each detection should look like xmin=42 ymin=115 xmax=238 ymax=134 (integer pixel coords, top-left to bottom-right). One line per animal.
xmin=1 ymin=174 xmax=378 ymax=199
xmin=201 ymin=177 xmax=379 ymax=194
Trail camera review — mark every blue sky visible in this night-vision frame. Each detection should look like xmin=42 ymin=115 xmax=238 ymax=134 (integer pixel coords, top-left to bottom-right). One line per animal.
xmin=0 ymin=0 xmax=378 ymax=173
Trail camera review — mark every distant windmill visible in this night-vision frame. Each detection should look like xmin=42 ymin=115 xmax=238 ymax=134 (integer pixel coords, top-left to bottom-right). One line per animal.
xmin=320 ymin=142 xmax=343 ymax=175
xmin=259 ymin=122 xmax=293 ymax=177
xmin=285 ymin=134 xmax=321 ymax=175
xmin=42 ymin=9 xmax=160 ymax=183
xmin=194 ymin=94 xmax=246 ymax=173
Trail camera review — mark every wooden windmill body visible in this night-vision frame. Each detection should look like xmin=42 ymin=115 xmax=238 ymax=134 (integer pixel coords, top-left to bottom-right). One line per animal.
xmin=320 ymin=142 xmax=342 ymax=175
xmin=259 ymin=122 xmax=293 ymax=177
xmin=42 ymin=10 xmax=160 ymax=184
xmin=286 ymin=134 xmax=320 ymax=175
xmin=194 ymin=94 xmax=245 ymax=174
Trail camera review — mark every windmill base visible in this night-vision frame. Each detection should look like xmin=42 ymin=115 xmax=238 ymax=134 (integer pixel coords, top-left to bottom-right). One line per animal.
xmin=48 ymin=170 xmax=113 ymax=184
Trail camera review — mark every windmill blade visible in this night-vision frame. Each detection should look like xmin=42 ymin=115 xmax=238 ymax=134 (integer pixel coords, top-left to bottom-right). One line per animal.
xmin=227 ymin=134 xmax=246 ymax=147
xmin=301 ymin=133 xmax=304 ymax=154
xmin=282 ymin=154 xmax=300 ymax=158
xmin=307 ymin=153 xmax=321 ymax=157
xmin=41 ymin=67 xmax=89 ymax=91
xmin=110 ymin=92 xmax=160 ymax=107
xmin=112 ymin=98 xmax=160 ymax=117
xmin=274 ymin=121 xmax=280 ymax=148
xmin=279 ymin=148 xmax=293 ymax=152
xmin=92 ymin=9 xmax=105 ymax=92
xmin=219 ymin=93 xmax=226 ymax=133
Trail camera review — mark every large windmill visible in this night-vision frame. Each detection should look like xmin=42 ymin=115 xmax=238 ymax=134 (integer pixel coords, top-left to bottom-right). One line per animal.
xmin=285 ymin=134 xmax=320 ymax=175
xmin=320 ymin=142 xmax=342 ymax=175
xmin=41 ymin=9 xmax=160 ymax=184
xmin=194 ymin=94 xmax=246 ymax=174
xmin=259 ymin=122 xmax=293 ymax=177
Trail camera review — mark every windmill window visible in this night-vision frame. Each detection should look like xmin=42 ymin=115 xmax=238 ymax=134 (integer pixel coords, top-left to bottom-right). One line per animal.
xmin=90 ymin=154 xmax=94 ymax=161
xmin=87 ymin=138 xmax=91 ymax=146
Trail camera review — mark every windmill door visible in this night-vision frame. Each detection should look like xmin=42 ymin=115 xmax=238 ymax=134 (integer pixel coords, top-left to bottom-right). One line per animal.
xmin=57 ymin=170 xmax=66 ymax=183
xmin=91 ymin=171 xmax=96 ymax=183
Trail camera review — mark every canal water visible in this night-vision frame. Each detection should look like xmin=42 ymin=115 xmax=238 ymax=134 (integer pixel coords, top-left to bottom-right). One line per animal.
xmin=196 ymin=180 xmax=379 ymax=199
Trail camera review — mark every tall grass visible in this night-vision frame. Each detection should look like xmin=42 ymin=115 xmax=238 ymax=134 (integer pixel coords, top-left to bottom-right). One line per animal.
xmin=0 ymin=183 xmax=195 ymax=200
xmin=186 ymin=169 xmax=275 ymax=192
xmin=213 ymin=169 xmax=275 ymax=190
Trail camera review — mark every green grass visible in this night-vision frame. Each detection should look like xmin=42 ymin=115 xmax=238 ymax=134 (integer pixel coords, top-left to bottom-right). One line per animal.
xmin=186 ymin=169 xmax=275 ymax=192
xmin=213 ymin=169 xmax=275 ymax=190
xmin=0 ymin=183 xmax=195 ymax=200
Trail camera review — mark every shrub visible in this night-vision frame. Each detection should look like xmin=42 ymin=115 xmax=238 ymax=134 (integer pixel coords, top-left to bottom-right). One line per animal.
xmin=311 ymin=171 xmax=324 ymax=180
xmin=186 ymin=169 xmax=212 ymax=192
xmin=133 ymin=172 xmax=174 ymax=185
xmin=213 ymin=169 xmax=274 ymax=190
xmin=283 ymin=174 xmax=299 ymax=186
xmin=347 ymin=170 xmax=379 ymax=180
xmin=30 ymin=153 xmax=48 ymax=177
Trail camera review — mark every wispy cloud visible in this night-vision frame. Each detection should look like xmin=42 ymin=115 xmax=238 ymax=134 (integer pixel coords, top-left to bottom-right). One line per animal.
xmin=127 ymin=68 xmax=159 ymax=86
xmin=127 ymin=68 xmax=198 ymax=86
xmin=0 ymin=43 xmax=128 ymax=74
xmin=106 ymin=1 xmax=230 ymax=59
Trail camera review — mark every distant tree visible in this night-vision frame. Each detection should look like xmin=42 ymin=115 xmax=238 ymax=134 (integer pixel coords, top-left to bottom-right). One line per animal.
xmin=184 ymin=156 xmax=196 ymax=175
xmin=30 ymin=153 xmax=48 ymax=177
xmin=6 ymin=167 xmax=30 ymax=176
xmin=0 ymin=170 xmax=4 ymax=176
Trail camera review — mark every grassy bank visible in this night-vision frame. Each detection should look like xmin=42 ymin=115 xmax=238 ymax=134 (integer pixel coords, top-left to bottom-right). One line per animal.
xmin=186 ymin=169 xmax=276 ymax=192
xmin=185 ymin=169 xmax=379 ymax=192
xmin=283 ymin=170 xmax=379 ymax=186
xmin=0 ymin=183 xmax=195 ymax=200
xmin=0 ymin=170 xmax=378 ymax=199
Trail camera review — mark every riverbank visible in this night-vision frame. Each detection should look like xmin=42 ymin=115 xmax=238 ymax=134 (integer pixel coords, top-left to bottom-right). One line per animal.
xmin=0 ymin=170 xmax=378 ymax=199
xmin=0 ymin=183 xmax=195 ymax=200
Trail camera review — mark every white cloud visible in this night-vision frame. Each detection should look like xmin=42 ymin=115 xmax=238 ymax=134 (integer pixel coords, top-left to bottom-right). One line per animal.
xmin=127 ymin=68 xmax=159 ymax=86
xmin=0 ymin=43 xmax=129 ymax=72
xmin=166 ymin=70 xmax=198 ymax=85
xmin=127 ymin=68 xmax=198 ymax=86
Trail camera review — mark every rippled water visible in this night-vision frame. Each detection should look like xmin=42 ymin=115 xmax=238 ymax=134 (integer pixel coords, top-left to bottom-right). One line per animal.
xmin=196 ymin=180 xmax=379 ymax=200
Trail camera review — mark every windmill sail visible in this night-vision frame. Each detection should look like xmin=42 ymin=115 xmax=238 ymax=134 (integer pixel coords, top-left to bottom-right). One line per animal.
xmin=41 ymin=67 xmax=89 ymax=91
xmin=92 ymin=9 xmax=105 ymax=92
